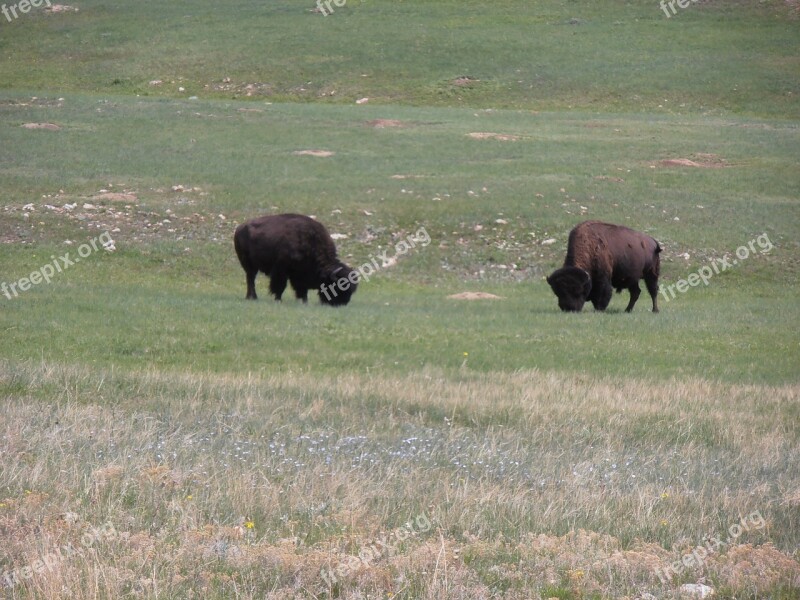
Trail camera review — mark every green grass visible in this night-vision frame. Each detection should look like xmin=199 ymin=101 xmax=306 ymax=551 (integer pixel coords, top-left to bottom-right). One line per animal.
xmin=0 ymin=0 xmax=798 ymax=117
xmin=0 ymin=0 xmax=799 ymax=598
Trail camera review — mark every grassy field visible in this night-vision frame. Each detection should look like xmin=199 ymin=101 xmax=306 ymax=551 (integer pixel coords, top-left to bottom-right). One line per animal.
xmin=1 ymin=0 xmax=799 ymax=598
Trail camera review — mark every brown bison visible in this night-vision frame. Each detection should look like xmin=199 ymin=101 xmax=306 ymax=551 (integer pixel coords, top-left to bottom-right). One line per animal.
xmin=234 ymin=213 xmax=357 ymax=306
xmin=546 ymin=221 xmax=661 ymax=313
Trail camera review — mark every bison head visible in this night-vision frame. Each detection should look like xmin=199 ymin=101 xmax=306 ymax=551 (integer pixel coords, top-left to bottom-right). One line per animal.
xmin=546 ymin=267 xmax=592 ymax=312
xmin=318 ymin=263 xmax=359 ymax=306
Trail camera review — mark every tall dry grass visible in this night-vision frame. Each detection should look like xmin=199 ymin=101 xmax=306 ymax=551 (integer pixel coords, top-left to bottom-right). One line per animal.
xmin=1 ymin=361 xmax=798 ymax=598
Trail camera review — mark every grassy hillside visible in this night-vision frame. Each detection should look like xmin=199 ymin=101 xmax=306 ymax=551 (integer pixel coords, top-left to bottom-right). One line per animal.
xmin=0 ymin=0 xmax=798 ymax=116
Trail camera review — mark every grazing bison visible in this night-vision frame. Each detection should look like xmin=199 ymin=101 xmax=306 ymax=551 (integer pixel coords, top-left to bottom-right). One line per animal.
xmin=234 ymin=213 xmax=357 ymax=306
xmin=547 ymin=221 xmax=661 ymax=313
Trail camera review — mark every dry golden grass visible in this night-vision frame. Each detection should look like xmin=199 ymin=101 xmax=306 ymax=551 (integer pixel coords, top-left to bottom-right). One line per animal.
xmin=0 ymin=361 xmax=798 ymax=598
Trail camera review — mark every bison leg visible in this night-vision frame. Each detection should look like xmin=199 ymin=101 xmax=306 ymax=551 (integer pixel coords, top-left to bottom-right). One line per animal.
xmin=268 ymin=269 xmax=288 ymax=301
xmin=290 ymin=278 xmax=309 ymax=303
xmin=244 ymin=269 xmax=258 ymax=300
xmin=645 ymin=273 xmax=659 ymax=313
xmin=590 ymin=279 xmax=613 ymax=311
xmin=624 ymin=283 xmax=641 ymax=313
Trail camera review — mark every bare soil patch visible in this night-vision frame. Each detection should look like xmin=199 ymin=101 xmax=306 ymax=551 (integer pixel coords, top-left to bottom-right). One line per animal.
xmin=45 ymin=4 xmax=79 ymax=13
xmin=467 ymin=132 xmax=520 ymax=142
xmin=447 ymin=292 xmax=504 ymax=301
xmin=293 ymin=150 xmax=334 ymax=157
xmin=21 ymin=123 xmax=60 ymax=130
xmin=658 ymin=154 xmax=728 ymax=168
xmin=366 ymin=119 xmax=407 ymax=128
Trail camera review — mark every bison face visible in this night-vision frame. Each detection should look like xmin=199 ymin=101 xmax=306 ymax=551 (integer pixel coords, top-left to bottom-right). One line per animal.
xmin=318 ymin=263 xmax=359 ymax=306
xmin=547 ymin=267 xmax=592 ymax=312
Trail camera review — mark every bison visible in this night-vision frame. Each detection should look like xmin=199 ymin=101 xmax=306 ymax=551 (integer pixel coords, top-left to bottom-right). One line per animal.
xmin=234 ymin=213 xmax=358 ymax=306
xmin=546 ymin=221 xmax=661 ymax=313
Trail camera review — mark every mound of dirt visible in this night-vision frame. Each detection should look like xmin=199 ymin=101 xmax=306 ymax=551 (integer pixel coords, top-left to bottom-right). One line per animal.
xmin=447 ymin=292 xmax=504 ymax=300
xmin=45 ymin=4 xmax=79 ymax=13
xmin=366 ymin=119 xmax=406 ymax=128
xmin=92 ymin=192 xmax=138 ymax=202
xmin=292 ymin=150 xmax=334 ymax=157
xmin=658 ymin=154 xmax=728 ymax=168
xmin=467 ymin=132 xmax=519 ymax=141
xmin=21 ymin=123 xmax=60 ymax=130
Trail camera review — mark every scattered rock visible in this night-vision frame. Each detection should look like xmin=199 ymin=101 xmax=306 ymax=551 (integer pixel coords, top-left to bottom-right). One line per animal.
xmin=44 ymin=4 xmax=79 ymax=13
xmin=447 ymin=292 xmax=504 ymax=300
xmin=594 ymin=175 xmax=625 ymax=183
xmin=356 ymin=97 xmax=369 ymax=104
xmin=680 ymin=583 xmax=714 ymax=598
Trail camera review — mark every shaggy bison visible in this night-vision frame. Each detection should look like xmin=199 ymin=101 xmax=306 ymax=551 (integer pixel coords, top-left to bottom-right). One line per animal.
xmin=234 ymin=213 xmax=357 ymax=306
xmin=547 ymin=221 xmax=661 ymax=313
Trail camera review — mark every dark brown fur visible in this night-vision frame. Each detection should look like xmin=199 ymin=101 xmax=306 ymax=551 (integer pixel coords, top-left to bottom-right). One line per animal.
xmin=547 ymin=221 xmax=661 ymax=313
xmin=233 ymin=213 xmax=357 ymax=306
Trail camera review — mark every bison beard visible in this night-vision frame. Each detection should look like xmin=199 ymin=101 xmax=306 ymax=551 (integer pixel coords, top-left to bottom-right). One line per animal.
xmin=547 ymin=221 xmax=661 ymax=313
xmin=234 ymin=213 xmax=357 ymax=306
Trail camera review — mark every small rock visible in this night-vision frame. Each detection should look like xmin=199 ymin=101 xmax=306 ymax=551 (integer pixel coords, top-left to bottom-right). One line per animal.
xmin=680 ymin=583 xmax=714 ymax=598
xmin=356 ymin=97 xmax=369 ymax=104
xmin=83 ymin=203 xmax=97 ymax=210
xmin=330 ymin=233 xmax=348 ymax=240
xmin=541 ymin=238 xmax=557 ymax=245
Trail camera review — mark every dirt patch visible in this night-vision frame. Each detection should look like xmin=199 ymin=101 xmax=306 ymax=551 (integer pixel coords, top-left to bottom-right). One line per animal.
xmin=452 ymin=76 xmax=478 ymax=87
xmin=447 ymin=292 xmax=504 ymax=301
xmin=293 ymin=150 xmax=334 ymax=157
xmin=21 ymin=123 xmax=60 ymax=131
xmin=658 ymin=154 xmax=728 ymax=168
xmin=92 ymin=192 xmax=138 ymax=202
xmin=45 ymin=4 xmax=79 ymax=13
xmin=366 ymin=119 xmax=407 ymax=128
xmin=467 ymin=132 xmax=520 ymax=142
